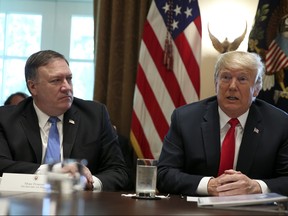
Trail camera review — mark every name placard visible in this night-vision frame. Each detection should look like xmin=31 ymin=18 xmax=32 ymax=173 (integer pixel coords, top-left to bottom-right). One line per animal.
xmin=0 ymin=173 xmax=47 ymax=193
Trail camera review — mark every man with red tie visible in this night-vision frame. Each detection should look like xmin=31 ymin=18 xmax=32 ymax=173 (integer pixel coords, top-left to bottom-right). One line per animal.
xmin=157 ymin=51 xmax=288 ymax=196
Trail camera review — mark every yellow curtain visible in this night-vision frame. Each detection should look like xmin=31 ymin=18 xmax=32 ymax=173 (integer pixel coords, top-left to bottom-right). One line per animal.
xmin=93 ymin=0 xmax=151 ymax=139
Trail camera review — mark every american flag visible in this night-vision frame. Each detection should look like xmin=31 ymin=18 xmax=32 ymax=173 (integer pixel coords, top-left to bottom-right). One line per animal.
xmin=248 ymin=0 xmax=288 ymax=112
xmin=130 ymin=0 xmax=202 ymax=159
xmin=265 ymin=35 xmax=288 ymax=73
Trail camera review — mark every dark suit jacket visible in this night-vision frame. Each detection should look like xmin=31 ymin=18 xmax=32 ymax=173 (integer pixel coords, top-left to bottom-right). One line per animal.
xmin=157 ymin=96 xmax=288 ymax=196
xmin=0 ymin=97 xmax=130 ymax=191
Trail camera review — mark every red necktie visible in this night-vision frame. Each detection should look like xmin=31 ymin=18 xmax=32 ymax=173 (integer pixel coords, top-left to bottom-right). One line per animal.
xmin=217 ymin=118 xmax=239 ymax=176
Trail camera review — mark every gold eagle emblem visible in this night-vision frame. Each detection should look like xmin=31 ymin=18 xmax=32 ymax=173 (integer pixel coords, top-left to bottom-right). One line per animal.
xmin=208 ymin=22 xmax=247 ymax=53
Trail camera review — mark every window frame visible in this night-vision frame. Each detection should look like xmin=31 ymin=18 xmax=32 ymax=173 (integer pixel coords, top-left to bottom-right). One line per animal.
xmin=0 ymin=0 xmax=94 ymax=104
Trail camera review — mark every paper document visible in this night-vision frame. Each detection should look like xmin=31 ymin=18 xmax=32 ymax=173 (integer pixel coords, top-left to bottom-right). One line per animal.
xmin=197 ymin=193 xmax=288 ymax=207
xmin=186 ymin=196 xmax=199 ymax=202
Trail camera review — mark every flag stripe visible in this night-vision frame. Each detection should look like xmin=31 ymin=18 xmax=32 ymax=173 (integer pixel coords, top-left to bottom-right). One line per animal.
xmin=147 ymin=2 xmax=200 ymax=103
xmin=138 ymin=41 xmax=175 ymax=124
xmin=131 ymin=0 xmax=201 ymax=159
xmin=266 ymin=42 xmax=282 ymax=69
xmin=176 ymin=16 xmax=202 ymax=98
xmin=136 ymin=64 xmax=169 ymax=140
xmin=143 ymin=20 xmax=187 ymax=107
xmin=175 ymin=32 xmax=200 ymax=99
xmin=248 ymin=0 xmax=288 ymax=112
xmin=132 ymin=85 xmax=164 ymax=158
xmin=266 ymin=39 xmax=288 ymax=73
xmin=130 ymin=111 xmax=153 ymax=159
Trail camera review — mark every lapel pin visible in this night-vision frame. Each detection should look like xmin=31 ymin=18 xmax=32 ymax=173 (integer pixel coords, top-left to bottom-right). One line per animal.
xmin=69 ymin=119 xmax=75 ymax=124
xmin=253 ymin=128 xmax=259 ymax=133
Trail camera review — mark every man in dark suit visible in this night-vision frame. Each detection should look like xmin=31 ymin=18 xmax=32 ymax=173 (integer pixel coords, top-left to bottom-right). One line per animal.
xmin=0 ymin=50 xmax=130 ymax=191
xmin=157 ymin=51 xmax=288 ymax=196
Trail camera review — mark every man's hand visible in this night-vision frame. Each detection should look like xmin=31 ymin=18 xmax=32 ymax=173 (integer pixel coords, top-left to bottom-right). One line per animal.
xmin=61 ymin=162 xmax=94 ymax=190
xmin=81 ymin=165 xmax=94 ymax=190
xmin=208 ymin=169 xmax=262 ymax=196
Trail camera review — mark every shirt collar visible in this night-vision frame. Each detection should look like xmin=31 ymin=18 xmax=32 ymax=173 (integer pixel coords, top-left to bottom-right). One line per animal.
xmin=33 ymin=101 xmax=63 ymax=128
xmin=218 ymin=107 xmax=249 ymax=129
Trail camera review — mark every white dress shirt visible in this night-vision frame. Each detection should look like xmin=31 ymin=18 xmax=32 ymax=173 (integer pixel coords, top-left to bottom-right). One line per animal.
xmin=196 ymin=107 xmax=269 ymax=195
xmin=33 ymin=102 xmax=102 ymax=191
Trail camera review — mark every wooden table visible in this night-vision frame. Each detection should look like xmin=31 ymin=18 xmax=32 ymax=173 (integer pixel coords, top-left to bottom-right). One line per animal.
xmin=0 ymin=191 xmax=286 ymax=215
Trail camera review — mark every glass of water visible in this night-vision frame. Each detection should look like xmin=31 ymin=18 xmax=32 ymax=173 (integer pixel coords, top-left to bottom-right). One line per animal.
xmin=135 ymin=158 xmax=157 ymax=198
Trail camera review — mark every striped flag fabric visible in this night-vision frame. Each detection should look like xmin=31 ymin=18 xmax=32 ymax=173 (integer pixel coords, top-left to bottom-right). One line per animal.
xmin=130 ymin=0 xmax=202 ymax=159
xmin=248 ymin=0 xmax=288 ymax=112
xmin=265 ymin=37 xmax=288 ymax=74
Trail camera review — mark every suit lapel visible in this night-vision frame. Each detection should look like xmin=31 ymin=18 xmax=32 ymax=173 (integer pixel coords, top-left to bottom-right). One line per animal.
xmin=62 ymin=106 xmax=80 ymax=158
xmin=20 ymin=102 xmax=43 ymax=163
xmin=236 ymin=104 xmax=263 ymax=173
xmin=201 ymin=100 xmax=221 ymax=174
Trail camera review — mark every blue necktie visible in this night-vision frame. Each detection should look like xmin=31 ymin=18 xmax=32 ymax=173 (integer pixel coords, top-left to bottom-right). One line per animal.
xmin=44 ymin=117 xmax=60 ymax=164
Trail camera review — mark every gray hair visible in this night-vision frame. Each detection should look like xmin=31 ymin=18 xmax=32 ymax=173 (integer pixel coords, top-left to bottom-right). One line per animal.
xmin=214 ymin=51 xmax=265 ymax=91
xmin=25 ymin=50 xmax=69 ymax=82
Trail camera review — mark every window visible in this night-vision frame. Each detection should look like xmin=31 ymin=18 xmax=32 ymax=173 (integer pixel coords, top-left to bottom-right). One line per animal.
xmin=0 ymin=0 xmax=94 ymax=105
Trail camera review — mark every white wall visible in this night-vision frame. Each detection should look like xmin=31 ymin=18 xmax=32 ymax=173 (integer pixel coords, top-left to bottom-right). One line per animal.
xmin=198 ymin=0 xmax=259 ymax=99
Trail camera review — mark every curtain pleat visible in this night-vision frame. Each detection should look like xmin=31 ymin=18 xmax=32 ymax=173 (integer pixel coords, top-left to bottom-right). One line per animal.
xmin=93 ymin=0 xmax=151 ymax=139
